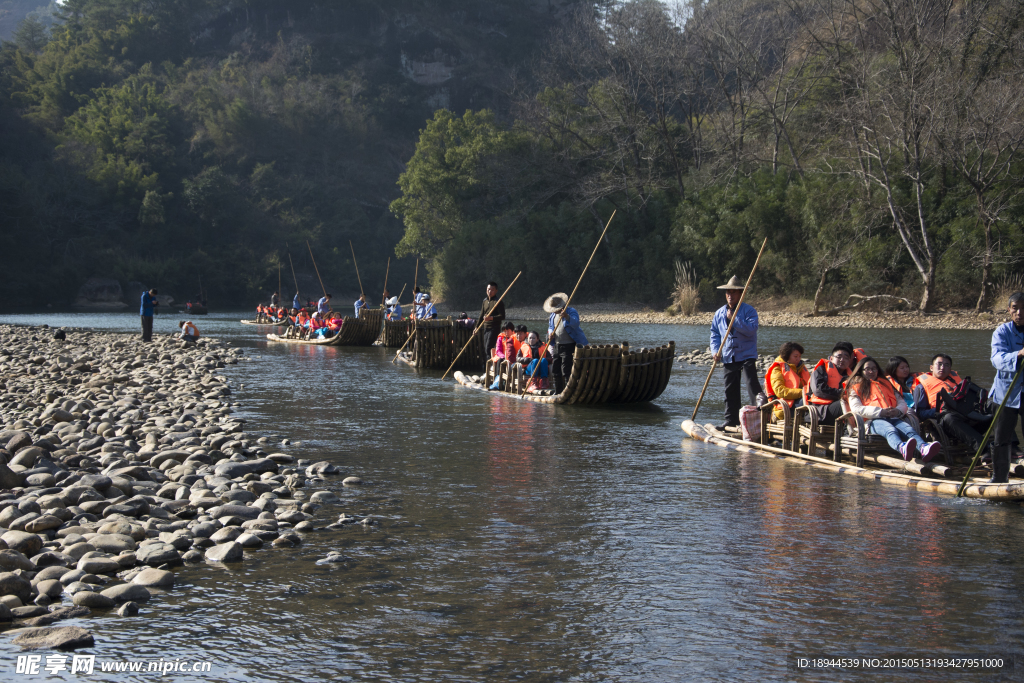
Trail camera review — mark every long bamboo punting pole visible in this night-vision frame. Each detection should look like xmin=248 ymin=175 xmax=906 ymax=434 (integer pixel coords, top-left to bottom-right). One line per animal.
xmin=521 ymin=210 xmax=616 ymax=396
xmin=278 ymin=264 xmax=282 ymax=302
xmin=691 ymin=237 xmax=769 ymax=419
xmin=441 ymin=271 xmax=522 ymax=380
xmin=349 ymin=240 xmax=364 ymax=298
xmin=288 ymin=253 xmax=299 ymax=295
xmin=957 ymin=359 xmax=1024 ymax=496
xmin=381 ymin=257 xmax=390 ymax=306
xmin=391 ymin=259 xmax=420 ymax=363
xmin=307 ymin=240 xmax=327 ymax=298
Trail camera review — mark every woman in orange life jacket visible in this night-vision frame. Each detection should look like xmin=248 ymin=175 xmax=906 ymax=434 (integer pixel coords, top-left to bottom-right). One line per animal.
xmin=493 ymin=322 xmax=518 ymax=362
xmin=804 ymin=341 xmax=855 ymax=426
xmin=844 ymin=356 xmax=941 ymax=461
xmin=327 ymin=312 xmax=343 ymax=335
xmin=764 ymin=341 xmax=810 ymax=422
xmin=911 ymin=353 xmax=986 ymax=455
xmin=516 ymin=331 xmax=552 ymax=394
xmin=884 ymin=356 xmax=918 ymax=411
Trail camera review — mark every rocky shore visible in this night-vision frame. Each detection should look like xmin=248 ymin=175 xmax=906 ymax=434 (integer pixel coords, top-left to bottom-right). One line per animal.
xmin=465 ymin=304 xmax=1006 ymax=331
xmin=0 ymin=325 xmax=360 ymax=651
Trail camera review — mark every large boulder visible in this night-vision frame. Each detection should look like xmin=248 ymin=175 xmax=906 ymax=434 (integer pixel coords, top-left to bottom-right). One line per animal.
xmin=100 ymin=583 xmax=151 ymax=603
xmin=1 ymin=531 xmax=43 ymax=557
xmin=74 ymin=277 xmax=126 ymax=310
xmin=0 ymin=572 xmax=32 ymax=602
xmin=204 ymin=542 xmax=243 ymax=563
xmin=12 ymin=625 xmax=94 ymax=650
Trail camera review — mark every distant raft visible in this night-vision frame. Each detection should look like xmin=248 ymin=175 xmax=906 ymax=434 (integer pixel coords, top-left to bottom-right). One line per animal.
xmin=393 ymin=319 xmax=487 ymax=370
xmin=454 ymin=341 xmax=675 ymax=405
xmin=681 ymin=419 xmax=1024 ymax=501
xmin=266 ymin=309 xmax=384 ymax=347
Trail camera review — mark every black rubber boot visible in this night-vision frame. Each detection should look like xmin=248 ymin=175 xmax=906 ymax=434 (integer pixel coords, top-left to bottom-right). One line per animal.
xmin=990 ymin=445 xmax=1011 ymax=484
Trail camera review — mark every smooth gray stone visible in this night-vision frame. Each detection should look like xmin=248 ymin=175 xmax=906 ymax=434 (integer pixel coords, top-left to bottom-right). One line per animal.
xmin=206 ymin=504 xmax=259 ymax=521
xmin=0 ymin=572 xmax=33 ymax=602
xmin=204 ymin=541 xmax=242 ymax=563
xmin=100 ymin=583 xmax=151 ymax=603
xmin=72 ymin=591 xmax=115 ymax=608
xmin=12 ymin=625 xmax=94 ymax=650
xmin=131 ymin=568 xmax=174 ymax=588
xmin=135 ymin=543 xmax=181 ymax=566
xmin=0 ymin=549 xmax=35 ymax=572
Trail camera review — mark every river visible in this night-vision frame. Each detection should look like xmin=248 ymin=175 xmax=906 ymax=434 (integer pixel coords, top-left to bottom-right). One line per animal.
xmin=0 ymin=311 xmax=1021 ymax=682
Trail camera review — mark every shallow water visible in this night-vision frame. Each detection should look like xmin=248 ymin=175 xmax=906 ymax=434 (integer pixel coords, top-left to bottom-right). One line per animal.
xmin=0 ymin=311 xmax=1021 ymax=682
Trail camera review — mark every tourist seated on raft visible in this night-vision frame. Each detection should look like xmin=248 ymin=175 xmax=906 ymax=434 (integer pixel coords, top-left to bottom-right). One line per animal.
xmin=844 ymin=356 xmax=941 ymax=462
xmin=913 ymin=354 xmax=990 ymax=454
xmin=178 ymin=320 xmax=199 ymax=343
xmin=327 ymin=311 xmax=343 ymax=335
xmin=416 ymin=292 xmax=438 ymax=319
xmin=885 ymin=356 xmax=918 ymax=410
xmin=764 ymin=342 xmax=809 ymax=422
xmin=493 ymin=322 xmax=519 ymax=361
xmin=515 ymin=331 xmax=552 ymax=394
xmin=295 ymin=308 xmax=311 ymax=331
xmin=804 ymin=342 xmax=855 ymax=426
xmin=354 ymin=294 xmax=366 ymax=318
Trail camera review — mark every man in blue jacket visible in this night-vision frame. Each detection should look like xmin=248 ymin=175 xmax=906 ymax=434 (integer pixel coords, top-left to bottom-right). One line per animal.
xmin=140 ymin=288 xmax=158 ymax=342
xmin=711 ymin=275 xmax=759 ymax=430
xmin=546 ymin=292 xmax=588 ymax=394
xmin=989 ymin=291 xmax=1024 ymax=483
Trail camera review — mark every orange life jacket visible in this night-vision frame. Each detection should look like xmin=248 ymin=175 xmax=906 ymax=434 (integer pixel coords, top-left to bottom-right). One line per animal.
xmin=518 ymin=343 xmax=550 ymax=362
xmin=764 ymin=360 xmax=810 ymax=406
xmin=853 ymin=348 xmax=867 ymax=364
xmin=914 ymin=371 xmax=962 ymax=410
xmin=804 ymin=359 xmax=849 ymax=405
xmin=855 ymin=377 xmax=899 ymax=409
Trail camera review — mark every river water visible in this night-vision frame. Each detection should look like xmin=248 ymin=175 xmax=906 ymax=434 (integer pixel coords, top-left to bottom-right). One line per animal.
xmin=1 ymin=311 xmax=1022 ymax=682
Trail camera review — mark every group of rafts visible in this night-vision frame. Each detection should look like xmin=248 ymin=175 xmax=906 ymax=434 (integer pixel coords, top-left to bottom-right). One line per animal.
xmin=241 ymin=305 xmax=676 ymax=406
xmin=240 ymin=308 xmax=1023 ymax=501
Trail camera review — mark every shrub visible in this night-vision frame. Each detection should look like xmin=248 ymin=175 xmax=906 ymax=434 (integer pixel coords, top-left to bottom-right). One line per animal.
xmin=672 ymin=259 xmax=701 ymax=315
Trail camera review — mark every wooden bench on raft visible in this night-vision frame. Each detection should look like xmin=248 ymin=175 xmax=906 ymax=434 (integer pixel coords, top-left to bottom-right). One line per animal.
xmin=759 ymin=399 xmax=795 ymax=449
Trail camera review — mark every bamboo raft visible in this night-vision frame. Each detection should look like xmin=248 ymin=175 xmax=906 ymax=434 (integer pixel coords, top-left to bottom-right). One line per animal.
xmin=453 ymin=341 xmax=675 ymax=405
xmin=266 ymin=309 xmax=384 ymax=347
xmin=394 ymin=319 xmax=487 ymax=370
xmin=240 ymin=319 xmax=286 ymax=326
xmin=377 ymin=318 xmax=415 ymax=347
xmin=681 ymin=420 xmax=1024 ymax=501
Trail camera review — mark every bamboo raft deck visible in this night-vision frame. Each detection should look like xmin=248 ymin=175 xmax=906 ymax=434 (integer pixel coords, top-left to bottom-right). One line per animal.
xmin=393 ymin=319 xmax=487 ymax=370
xmin=681 ymin=420 xmax=1024 ymax=501
xmin=266 ymin=309 xmax=384 ymax=347
xmin=378 ymin=318 xmax=415 ymax=347
xmin=453 ymin=341 xmax=675 ymax=405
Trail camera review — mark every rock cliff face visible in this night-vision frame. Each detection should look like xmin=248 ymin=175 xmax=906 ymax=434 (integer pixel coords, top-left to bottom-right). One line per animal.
xmin=73 ymin=278 xmax=127 ymax=310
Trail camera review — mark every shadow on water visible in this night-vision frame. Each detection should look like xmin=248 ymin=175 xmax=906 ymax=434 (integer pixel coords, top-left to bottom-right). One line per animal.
xmin=0 ymin=311 xmax=1021 ymax=682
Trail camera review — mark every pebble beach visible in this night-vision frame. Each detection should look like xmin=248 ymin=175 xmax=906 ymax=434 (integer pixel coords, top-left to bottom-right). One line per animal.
xmin=0 ymin=324 xmax=361 ymax=651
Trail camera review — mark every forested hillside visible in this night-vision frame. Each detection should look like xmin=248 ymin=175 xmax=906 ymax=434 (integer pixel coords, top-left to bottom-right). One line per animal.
xmin=1 ymin=0 xmax=1022 ymax=311
xmin=0 ymin=0 xmax=582 ymax=307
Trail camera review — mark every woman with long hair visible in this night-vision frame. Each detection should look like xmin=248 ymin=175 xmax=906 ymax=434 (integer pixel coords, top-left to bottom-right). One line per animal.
xmin=884 ymin=355 xmax=917 ymax=410
xmin=845 ymin=356 xmax=941 ymax=462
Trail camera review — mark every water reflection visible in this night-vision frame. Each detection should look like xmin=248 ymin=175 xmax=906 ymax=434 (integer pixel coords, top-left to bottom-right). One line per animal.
xmin=0 ymin=312 xmax=1021 ymax=681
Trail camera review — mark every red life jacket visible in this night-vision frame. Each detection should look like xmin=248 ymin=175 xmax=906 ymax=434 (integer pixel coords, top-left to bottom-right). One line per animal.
xmin=805 ymin=359 xmax=849 ymax=405
xmin=914 ymin=371 xmax=962 ymax=410
xmin=857 ymin=378 xmax=899 ymax=409
xmin=764 ymin=359 xmax=810 ymax=406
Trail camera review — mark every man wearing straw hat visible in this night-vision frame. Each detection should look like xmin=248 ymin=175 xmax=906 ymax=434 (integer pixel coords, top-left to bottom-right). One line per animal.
xmin=546 ymin=292 xmax=588 ymax=394
xmin=711 ymin=275 xmax=760 ymax=430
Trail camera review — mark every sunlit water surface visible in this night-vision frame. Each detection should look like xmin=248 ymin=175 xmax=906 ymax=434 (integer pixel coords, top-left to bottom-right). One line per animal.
xmin=0 ymin=311 xmax=1021 ymax=682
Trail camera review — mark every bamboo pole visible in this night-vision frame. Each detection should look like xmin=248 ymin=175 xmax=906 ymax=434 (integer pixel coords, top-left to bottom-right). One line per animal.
xmin=278 ymin=264 xmax=282 ymax=303
xmin=288 ymin=253 xmax=299 ymax=296
xmin=381 ymin=257 xmax=390 ymax=306
xmin=349 ymin=240 xmax=364 ymax=298
xmin=691 ymin=237 xmax=769 ymax=419
xmin=521 ymin=210 xmax=616 ymax=396
xmin=441 ymin=272 xmax=522 ymax=380
xmin=391 ymin=260 xmax=420 ymax=363
xmin=957 ymin=359 xmax=1024 ymax=495
xmin=307 ymin=240 xmax=327 ymax=298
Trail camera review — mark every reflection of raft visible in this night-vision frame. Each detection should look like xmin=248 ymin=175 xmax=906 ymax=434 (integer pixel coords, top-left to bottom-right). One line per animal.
xmin=681 ymin=420 xmax=1024 ymax=501
xmin=393 ymin=319 xmax=486 ymax=370
xmin=453 ymin=342 xmax=676 ymax=405
xmin=378 ymin=318 xmax=414 ymax=347
xmin=266 ymin=309 xmax=384 ymax=347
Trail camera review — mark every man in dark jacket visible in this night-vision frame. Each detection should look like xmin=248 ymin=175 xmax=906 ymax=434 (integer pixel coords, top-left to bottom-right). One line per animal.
xmin=807 ymin=341 xmax=854 ymax=425
xmin=140 ymin=288 xmax=158 ymax=342
xmin=479 ymin=281 xmax=506 ymax=359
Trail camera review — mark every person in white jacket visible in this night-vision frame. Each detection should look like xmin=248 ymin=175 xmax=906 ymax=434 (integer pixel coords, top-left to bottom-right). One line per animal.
xmin=844 ymin=356 xmax=941 ymax=462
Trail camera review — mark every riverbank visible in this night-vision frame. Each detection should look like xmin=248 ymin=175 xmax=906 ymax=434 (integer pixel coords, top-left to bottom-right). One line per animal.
xmin=467 ymin=303 xmax=1006 ymax=330
xmin=0 ymin=324 xmax=362 ymax=651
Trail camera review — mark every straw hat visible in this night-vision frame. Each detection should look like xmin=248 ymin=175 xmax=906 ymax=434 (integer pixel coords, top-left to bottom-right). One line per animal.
xmin=716 ymin=275 xmax=745 ymax=290
xmin=543 ymin=292 xmax=569 ymax=313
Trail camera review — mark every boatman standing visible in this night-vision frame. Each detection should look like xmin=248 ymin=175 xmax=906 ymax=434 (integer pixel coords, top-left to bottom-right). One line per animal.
xmin=271 ymin=291 xmax=280 ymax=308
xmin=989 ymin=291 xmax=1024 ymax=483
xmin=354 ymin=294 xmax=366 ymax=318
xmin=545 ymin=292 xmax=588 ymax=394
xmin=417 ymin=293 xmax=437 ymax=319
xmin=317 ymin=293 xmax=332 ymax=317
xmin=710 ymin=275 xmax=759 ymax=430
xmin=140 ymin=288 xmax=158 ymax=342
xmin=292 ymin=291 xmax=302 ymax=312
xmin=480 ymin=281 xmax=506 ymax=359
